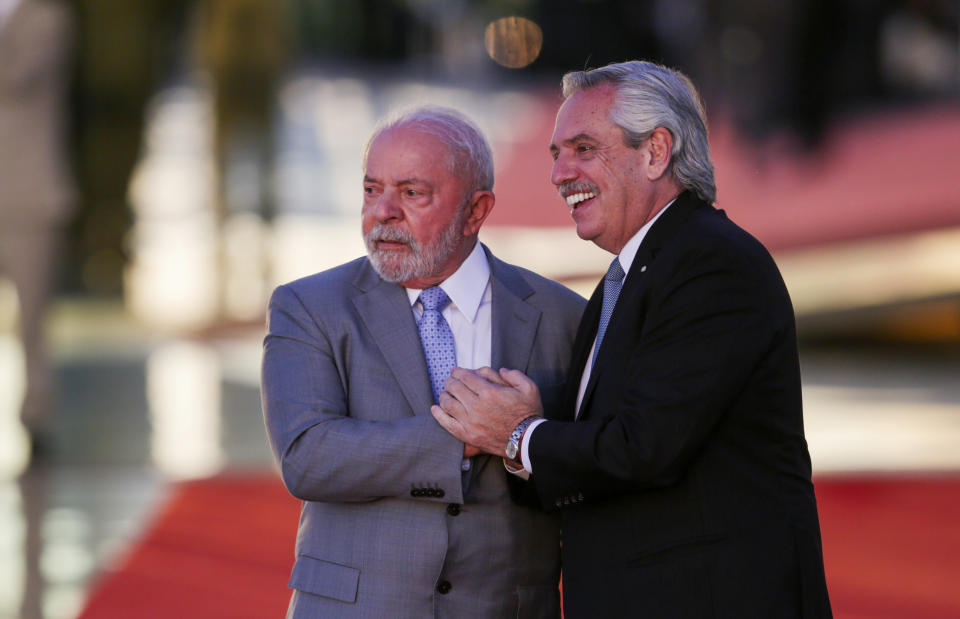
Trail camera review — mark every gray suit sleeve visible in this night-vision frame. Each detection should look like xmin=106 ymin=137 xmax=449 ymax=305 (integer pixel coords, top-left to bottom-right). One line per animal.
xmin=261 ymin=284 xmax=465 ymax=504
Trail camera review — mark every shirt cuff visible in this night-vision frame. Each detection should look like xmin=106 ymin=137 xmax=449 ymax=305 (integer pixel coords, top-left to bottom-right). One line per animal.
xmin=520 ymin=418 xmax=547 ymax=474
xmin=503 ymin=457 xmax=529 ymax=479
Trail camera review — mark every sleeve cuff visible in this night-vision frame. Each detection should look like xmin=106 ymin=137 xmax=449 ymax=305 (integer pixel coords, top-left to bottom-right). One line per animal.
xmin=520 ymin=418 xmax=547 ymax=474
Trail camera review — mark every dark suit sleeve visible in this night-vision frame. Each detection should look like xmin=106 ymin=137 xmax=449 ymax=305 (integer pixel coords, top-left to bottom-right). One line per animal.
xmin=530 ymin=242 xmax=787 ymax=504
xmin=262 ymin=284 xmax=466 ymax=504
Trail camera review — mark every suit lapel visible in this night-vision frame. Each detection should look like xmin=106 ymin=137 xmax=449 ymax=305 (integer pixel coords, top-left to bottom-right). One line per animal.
xmin=576 ymin=191 xmax=704 ymax=419
xmin=351 ymin=260 xmax=435 ymax=417
xmin=559 ymin=283 xmax=602 ymax=421
xmin=635 ymin=190 xmax=701 ymax=259
xmin=486 ymin=247 xmax=540 ymax=373
xmin=456 ymin=248 xmax=538 ymax=485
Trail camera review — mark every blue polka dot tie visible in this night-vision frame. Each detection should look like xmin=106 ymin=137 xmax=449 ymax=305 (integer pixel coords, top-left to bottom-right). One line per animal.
xmin=417 ymin=287 xmax=457 ymax=404
xmin=593 ymin=257 xmax=625 ymax=366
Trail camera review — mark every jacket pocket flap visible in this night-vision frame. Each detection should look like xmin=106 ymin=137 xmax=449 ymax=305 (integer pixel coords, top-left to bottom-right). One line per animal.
xmin=289 ymin=555 xmax=360 ymax=603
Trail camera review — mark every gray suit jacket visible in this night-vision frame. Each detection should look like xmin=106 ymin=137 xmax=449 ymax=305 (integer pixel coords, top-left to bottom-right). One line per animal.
xmin=262 ymin=245 xmax=585 ymax=618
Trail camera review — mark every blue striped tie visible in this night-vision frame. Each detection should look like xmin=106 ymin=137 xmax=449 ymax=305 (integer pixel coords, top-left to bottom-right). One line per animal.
xmin=417 ymin=287 xmax=456 ymax=404
xmin=593 ymin=257 xmax=625 ymax=366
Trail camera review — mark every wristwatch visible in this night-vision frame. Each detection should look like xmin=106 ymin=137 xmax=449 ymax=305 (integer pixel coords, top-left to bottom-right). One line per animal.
xmin=505 ymin=416 xmax=540 ymax=461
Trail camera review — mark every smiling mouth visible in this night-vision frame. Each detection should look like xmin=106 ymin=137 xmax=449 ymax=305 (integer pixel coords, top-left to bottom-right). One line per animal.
xmin=565 ymin=191 xmax=597 ymax=209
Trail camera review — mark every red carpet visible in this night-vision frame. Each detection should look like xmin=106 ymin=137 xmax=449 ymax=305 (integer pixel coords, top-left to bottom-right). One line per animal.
xmin=78 ymin=473 xmax=960 ymax=618
xmin=817 ymin=475 xmax=960 ymax=618
xmin=77 ymin=474 xmax=298 ymax=619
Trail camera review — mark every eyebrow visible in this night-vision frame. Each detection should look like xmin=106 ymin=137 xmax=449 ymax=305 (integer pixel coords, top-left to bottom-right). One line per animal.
xmin=549 ymin=132 xmax=597 ymax=153
xmin=363 ymin=174 xmax=433 ymax=188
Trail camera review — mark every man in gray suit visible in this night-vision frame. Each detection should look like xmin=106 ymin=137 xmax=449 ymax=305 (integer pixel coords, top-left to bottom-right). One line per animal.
xmin=261 ymin=106 xmax=585 ymax=618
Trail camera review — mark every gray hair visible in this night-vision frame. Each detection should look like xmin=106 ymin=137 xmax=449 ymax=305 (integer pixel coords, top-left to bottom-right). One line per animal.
xmin=362 ymin=105 xmax=495 ymax=197
xmin=562 ymin=60 xmax=716 ymax=204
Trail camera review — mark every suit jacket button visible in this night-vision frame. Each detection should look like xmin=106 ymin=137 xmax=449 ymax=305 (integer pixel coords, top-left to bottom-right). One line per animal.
xmin=436 ymin=580 xmax=452 ymax=594
xmin=436 ymin=488 xmax=445 ymax=498
xmin=411 ymin=488 xmax=421 ymax=497
xmin=446 ymin=503 xmax=461 ymax=516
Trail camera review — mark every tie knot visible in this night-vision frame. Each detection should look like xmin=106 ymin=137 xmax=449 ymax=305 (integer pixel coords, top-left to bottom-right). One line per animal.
xmin=419 ymin=286 xmax=450 ymax=312
xmin=605 ymin=258 xmax=625 ymax=283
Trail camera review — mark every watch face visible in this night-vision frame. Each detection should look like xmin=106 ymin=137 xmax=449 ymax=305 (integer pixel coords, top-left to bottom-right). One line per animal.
xmin=505 ymin=441 xmax=518 ymax=460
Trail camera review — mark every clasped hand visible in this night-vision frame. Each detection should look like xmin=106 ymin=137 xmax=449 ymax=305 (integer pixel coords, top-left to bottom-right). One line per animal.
xmin=432 ymin=366 xmax=543 ymax=458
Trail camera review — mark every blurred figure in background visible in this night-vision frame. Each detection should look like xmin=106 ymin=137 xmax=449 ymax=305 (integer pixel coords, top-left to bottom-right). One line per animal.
xmin=195 ymin=0 xmax=289 ymax=320
xmin=0 ymin=0 xmax=76 ymax=456
xmin=69 ymin=0 xmax=188 ymax=295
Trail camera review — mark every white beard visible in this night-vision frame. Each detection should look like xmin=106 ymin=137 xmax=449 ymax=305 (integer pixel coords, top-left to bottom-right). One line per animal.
xmin=365 ymin=207 xmax=469 ymax=284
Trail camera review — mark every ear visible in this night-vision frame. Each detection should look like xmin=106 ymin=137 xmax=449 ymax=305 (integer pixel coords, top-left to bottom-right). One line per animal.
xmin=462 ymin=190 xmax=495 ymax=236
xmin=645 ymin=127 xmax=674 ymax=181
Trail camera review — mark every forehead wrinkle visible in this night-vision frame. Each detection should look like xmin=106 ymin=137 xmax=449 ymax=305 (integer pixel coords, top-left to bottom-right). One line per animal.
xmin=364 ymin=170 xmax=434 ymax=188
xmin=397 ymin=176 xmax=434 ymax=188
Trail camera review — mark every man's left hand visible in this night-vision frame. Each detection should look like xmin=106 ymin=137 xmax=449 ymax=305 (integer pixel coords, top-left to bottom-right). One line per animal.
xmin=431 ymin=367 xmax=543 ymax=457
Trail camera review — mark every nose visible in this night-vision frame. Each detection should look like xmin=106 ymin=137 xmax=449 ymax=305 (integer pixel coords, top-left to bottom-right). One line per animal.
xmin=550 ymin=152 xmax=577 ymax=188
xmin=366 ymin=190 xmax=403 ymax=223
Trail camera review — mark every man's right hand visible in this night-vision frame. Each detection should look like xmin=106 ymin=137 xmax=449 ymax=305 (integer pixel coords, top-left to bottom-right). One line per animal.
xmin=432 ymin=366 xmax=544 ymax=457
xmin=461 ymin=368 xmax=506 ymax=458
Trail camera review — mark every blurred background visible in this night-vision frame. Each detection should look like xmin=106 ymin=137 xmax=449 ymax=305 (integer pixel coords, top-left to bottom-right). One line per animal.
xmin=1 ymin=0 xmax=958 ymax=617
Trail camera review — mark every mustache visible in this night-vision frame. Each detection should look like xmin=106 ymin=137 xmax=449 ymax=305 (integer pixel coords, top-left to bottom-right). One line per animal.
xmin=558 ymin=181 xmax=599 ymax=196
xmin=366 ymin=224 xmax=415 ymax=246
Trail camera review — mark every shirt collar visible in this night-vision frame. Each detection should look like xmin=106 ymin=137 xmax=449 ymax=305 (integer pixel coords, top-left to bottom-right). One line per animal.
xmin=406 ymin=241 xmax=490 ymax=322
xmin=617 ymin=197 xmax=676 ymax=275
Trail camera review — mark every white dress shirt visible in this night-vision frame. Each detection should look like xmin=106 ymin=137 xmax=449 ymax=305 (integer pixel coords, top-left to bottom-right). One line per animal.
xmin=518 ymin=198 xmax=676 ymax=474
xmin=406 ymin=241 xmax=491 ymax=470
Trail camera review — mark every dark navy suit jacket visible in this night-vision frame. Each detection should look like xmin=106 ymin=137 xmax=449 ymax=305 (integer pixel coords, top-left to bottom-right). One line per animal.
xmin=530 ymin=191 xmax=832 ymax=618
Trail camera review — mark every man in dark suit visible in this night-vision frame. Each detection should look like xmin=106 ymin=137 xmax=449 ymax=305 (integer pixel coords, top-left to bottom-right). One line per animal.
xmin=433 ymin=60 xmax=832 ymax=618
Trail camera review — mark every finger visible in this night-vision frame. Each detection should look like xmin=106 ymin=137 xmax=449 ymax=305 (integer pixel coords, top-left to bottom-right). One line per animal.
xmin=431 ymin=404 xmax=467 ymax=440
xmin=431 ymin=403 xmax=451 ymax=422
xmin=453 ymin=367 xmax=500 ymax=395
xmin=448 ymin=368 xmax=481 ymax=397
xmin=449 ymin=366 xmax=477 ymax=381
xmin=475 ymin=366 xmax=509 ymax=386
xmin=499 ymin=368 xmax=536 ymax=393
xmin=438 ymin=390 xmax=466 ymax=417
xmin=444 ymin=376 xmax=480 ymax=409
